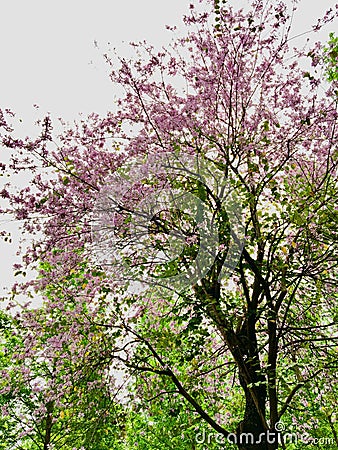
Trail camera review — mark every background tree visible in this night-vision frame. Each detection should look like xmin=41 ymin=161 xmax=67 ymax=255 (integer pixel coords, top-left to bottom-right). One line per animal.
xmin=0 ymin=272 xmax=126 ymax=450
xmin=324 ymin=32 xmax=338 ymax=83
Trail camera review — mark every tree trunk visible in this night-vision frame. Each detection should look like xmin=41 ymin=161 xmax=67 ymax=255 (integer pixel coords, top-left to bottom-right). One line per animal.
xmin=236 ymin=377 xmax=279 ymax=450
xmin=43 ymin=401 xmax=54 ymax=450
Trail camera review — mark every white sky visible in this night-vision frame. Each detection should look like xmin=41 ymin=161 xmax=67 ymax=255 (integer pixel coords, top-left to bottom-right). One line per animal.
xmin=0 ymin=0 xmax=337 ymax=298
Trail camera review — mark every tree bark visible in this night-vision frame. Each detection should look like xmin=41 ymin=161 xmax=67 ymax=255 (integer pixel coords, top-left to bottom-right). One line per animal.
xmin=43 ymin=401 xmax=54 ymax=450
xmin=236 ymin=378 xmax=278 ymax=450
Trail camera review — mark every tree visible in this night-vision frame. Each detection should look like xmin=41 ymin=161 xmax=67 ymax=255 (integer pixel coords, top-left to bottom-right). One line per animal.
xmin=0 ymin=274 xmax=125 ymax=450
xmin=1 ymin=1 xmax=338 ymax=449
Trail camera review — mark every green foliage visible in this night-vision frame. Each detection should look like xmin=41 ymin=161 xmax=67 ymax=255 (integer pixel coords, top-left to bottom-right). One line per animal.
xmin=324 ymin=33 xmax=338 ymax=82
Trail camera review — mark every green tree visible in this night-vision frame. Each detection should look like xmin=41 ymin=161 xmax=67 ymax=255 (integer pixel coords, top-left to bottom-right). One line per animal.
xmin=324 ymin=32 xmax=338 ymax=82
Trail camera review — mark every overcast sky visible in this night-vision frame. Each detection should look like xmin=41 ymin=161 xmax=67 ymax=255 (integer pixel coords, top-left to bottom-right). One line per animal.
xmin=0 ymin=0 xmax=336 ymax=122
xmin=0 ymin=0 xmax=337 ymax=298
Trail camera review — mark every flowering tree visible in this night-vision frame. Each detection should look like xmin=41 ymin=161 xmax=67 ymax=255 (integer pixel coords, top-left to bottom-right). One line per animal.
xmin=1 ymin=1 xmax=338 ymax=449
xmin=0 ymin=305 xmax=124 ymax=450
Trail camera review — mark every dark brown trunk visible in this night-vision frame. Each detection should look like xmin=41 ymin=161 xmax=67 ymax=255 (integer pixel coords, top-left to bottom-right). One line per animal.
xmin=43 ymin=401 xmax=54 ymax=450
xmin=235 ymin=314 xmax=279 ymax=450
xmin=236 ymin=378 xmax=279 ymax=450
